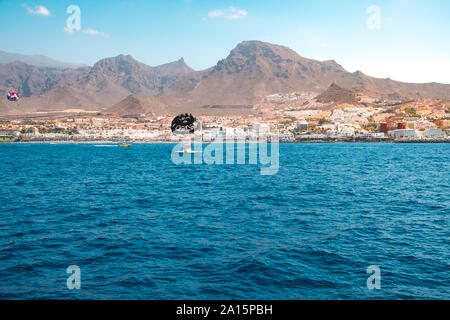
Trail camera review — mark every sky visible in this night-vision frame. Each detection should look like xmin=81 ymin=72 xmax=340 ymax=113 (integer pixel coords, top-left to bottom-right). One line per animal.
xmin=0 ymin=0 xmax=449 ymax=83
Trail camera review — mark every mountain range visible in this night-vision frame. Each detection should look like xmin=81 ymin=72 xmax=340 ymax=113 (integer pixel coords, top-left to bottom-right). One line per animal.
xmin=0 ymin=51 xmax=86 ymax=69
xmin=1 ymin=41 xmax=449 ymax=117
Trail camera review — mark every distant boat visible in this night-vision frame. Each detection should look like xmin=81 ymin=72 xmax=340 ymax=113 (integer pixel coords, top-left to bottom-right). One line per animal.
xmin=119 ymin=143 xmax=132 ymax=147
xmin=177 ymin=143 xmax=200 ymax=154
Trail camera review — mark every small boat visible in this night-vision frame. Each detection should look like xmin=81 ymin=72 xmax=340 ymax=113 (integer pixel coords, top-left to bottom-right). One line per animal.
xmin=119 ymin=143 xmax=132 ymax=147
xmin=177 ymin=143 xmax=200 ymax=154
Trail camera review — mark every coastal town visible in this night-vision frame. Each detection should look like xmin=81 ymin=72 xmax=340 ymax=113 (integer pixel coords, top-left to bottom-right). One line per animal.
xmin=1 ymin=90 xmax=449 ymax=143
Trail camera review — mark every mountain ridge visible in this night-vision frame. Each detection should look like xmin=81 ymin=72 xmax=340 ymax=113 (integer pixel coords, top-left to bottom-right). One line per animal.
xmin=315 ymin=82 xmax=358 ymax=105
xmin=0 ymin=50 xmax=86 ymax=69
xmin=1 ymin=40 xmax=450 ymax=116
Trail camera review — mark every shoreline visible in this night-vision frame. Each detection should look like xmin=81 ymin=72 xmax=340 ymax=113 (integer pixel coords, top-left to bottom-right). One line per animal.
xmin=1 ymin=139 xmax=449 ymax=144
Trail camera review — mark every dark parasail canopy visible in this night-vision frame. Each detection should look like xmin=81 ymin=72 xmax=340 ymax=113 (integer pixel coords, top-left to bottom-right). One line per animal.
xmin=171 ymin=113 xmax=197 ymax=134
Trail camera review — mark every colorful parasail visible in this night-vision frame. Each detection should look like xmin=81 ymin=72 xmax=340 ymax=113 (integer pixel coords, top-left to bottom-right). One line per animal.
xmin=7 ymin=91 xmax=20 ymax=102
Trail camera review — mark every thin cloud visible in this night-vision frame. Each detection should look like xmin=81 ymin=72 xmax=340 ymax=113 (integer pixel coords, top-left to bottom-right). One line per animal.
xmin=208 ymin=9 xmax=224 ymax=18
xmin=63 ymin=27 xmax=110 ymax=39
xmin=207 ymin=7 xmax=247 ymax=20
xmin=22 ymin=4 xmax=51 ymax=16
xmin=83 ymin=29 xmax=110 ymax=38
xmin=228 ymin=7 xmax=247 ymax=20
xmin=63 ymin=27 xmax=75 ymax=35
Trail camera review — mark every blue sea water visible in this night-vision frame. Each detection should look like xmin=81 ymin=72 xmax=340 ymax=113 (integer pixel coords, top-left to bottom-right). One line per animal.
xmin=0 ymin=143 xmax=448 ymax=300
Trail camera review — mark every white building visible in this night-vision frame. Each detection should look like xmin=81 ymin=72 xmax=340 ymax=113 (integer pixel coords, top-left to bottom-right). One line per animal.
xmin=0 ymin=130 xmax=19 ymax=139
xmin=210 ymin=127 xmax=226 ymax=140
xmin=422 ymin=128 xmax=446 ymax=139
xmin=390 ymin=129 xmax=421 ymax=140
xmin=293 ymin=119 xmax=308 ymax=132
xmin=279 ymin=133 xmax=295 ymax=142
xmin=324 ymin=123 xmax=356 ymax=137
xmin=361 ymin=132 xmax=386 ymax=139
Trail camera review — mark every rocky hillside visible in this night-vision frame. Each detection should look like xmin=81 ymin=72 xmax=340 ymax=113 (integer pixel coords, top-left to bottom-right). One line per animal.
xmin=1 ymin=40 xmax=450 ymax=116
xmin=315 ymin=82 xmax=358 ymax=105
xmin=0 ymin=50 xmax=85 ymax=69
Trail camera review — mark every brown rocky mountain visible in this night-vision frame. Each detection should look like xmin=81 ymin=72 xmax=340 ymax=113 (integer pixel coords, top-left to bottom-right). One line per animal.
xmin=108 ymin=94 xmax=169 ymax=117
xmin=0 ymin=54 xmax=198 ymax=114
xmin=1 ymin=40 xmax=449 ymax=116
xmin=315 ymin=82 xmax=358 ymax=105
xmin=0 ymin=50 xmax=86 ymax=69
xmin=83 ymin=55 xmax=197 ymax=98
xmin=186 ymin=41 xmax=349 ymax=105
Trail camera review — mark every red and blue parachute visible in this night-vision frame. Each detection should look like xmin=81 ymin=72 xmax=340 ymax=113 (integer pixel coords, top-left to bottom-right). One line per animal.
xmin=7 ymin=91 xmax=19 ymax=102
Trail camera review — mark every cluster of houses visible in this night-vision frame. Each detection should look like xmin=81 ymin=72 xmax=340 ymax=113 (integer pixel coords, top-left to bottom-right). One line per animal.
xmin=381 ymin=119 xmax=450 ymax=141
xmin=1 ymin=110 xmax=449 ymax=142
